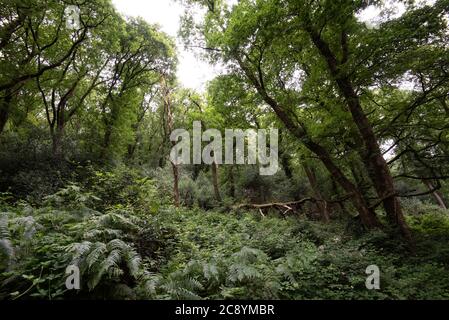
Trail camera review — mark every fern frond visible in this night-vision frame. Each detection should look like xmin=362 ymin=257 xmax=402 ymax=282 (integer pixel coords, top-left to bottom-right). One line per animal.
xmin=203 ymin=263 xmax=219 ymax=281
xmin=232 ymin=247 xmax=265 ymax=263
xmin=1 ymin=213 xmax=15 ymax=269
xmin=102 ymin=249 xmax=122 ymax=270
xmin=86 ymin=242 xmax=107 ymax=269
xmin=124 ymin=249 xmax=141 ymax=278
xmin=228 ymin=263 xmax=261 ymax=282
xmin=83 ymin=228 xmax=123 ymax=240
xmin=10 ymin=216 xmax=41 ymax=240
xmin=108 ymin=266 xmax=124 ymax=278
xmin=143 ymin=274 xmax=162 ymax=296
xmin=107 ymin=238 xmax=128 ymax=252
xmin=96 ymin=213 xmax=141 ymax=233
xmin=0 ymin=213 xmax=10 ymax=239
xmin=0 ymin=239 xmax=14 ymax=268
xmin=67 ymin=241 xmax=93 ymax=262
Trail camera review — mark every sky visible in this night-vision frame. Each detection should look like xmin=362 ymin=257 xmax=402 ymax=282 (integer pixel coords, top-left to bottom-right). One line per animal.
xmin=111 ymin=0 xmax=435 ymax=92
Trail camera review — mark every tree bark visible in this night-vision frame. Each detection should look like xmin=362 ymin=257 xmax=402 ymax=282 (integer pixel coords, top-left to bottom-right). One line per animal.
xmin=171 ymin=161 xmax=180 ymax=207
xmin=51 ymin=125 xmax=64 ymax=160
xmin=190 ymin=99 xmax=223 ymax=204
xmin=303 ymin=139 xmax=381 ymax=228
xmin=212 ymin=161 xmax=222 ymax=202
xmin=0 ymin=93 xmax=12 ymax=135
xmin=280 ymin=150 xmax=293 ymax=180
xmin=330 ymin=176 xmax=350 ymax=216
xmin=228 ymin=165 xmax=236 ymax=198
xmin=303 ymin=164 xmax=330 ymax=222
xmin=279 ymin=130 xmax=293 ymax=180
xmin=162 ymin=76 xmax=180 ymax=207
xmin=423 ymin=180 xmax=447 ymax=209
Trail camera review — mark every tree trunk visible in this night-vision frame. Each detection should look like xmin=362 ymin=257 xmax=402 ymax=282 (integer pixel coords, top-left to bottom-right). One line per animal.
xmin=423 ymin=180 xmax=447 ymax=209
xmin=349 ymin=160 xmax=373 ymax=204
xmin=308 ymin=30 xmax=413 ymax=246
xmin=304 ymin=139 xmax=381 ymax=228
xmin=228 ymin=165 xmax=236 ymax=198
xmin=101 ymin=125 xmax=112 ymax=159
xmin=303 ymin=164 xmax=330 ymax=222
xmin=51 ymin=128 xmax=64 ymax=159
xmin=0 ymin=105 xmax=9 ymax=134
xmin=330 ymin=176 xmax=350 ymax=217
xmin=162 ymin=76 xmax=180 ymax=207
xmin=127 ymin=132 xmax=140 ymax=160
xmin=279 ymin=130 xmax=293 ymax=180
xmin=338 ymin=77 xmax=412 ymax=243
xmin=280 ymin=151 xmax=293 ymax=180
xmin=171 ymin=161 xmax=180 ymax=207
xmin=211 ymin=161 xmax=222 ymax=202
xmin=0 ymin=93 xmax=12 ymax=135
xmin=235 ymin=55 xmax=380 ymax=229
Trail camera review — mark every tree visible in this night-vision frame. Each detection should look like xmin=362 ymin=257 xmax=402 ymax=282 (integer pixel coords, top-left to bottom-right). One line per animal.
xmin=97 ymin=18 xmax=175 ymax=160
xmin=179 ymin=0 xmax=449 ymax=246
xmin=0 ymin=0 xmax=112 ymax=135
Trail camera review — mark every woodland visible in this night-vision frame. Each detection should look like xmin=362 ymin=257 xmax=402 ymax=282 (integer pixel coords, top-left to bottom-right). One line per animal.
xmin=0 ymin=0 xmax=449 ymax=300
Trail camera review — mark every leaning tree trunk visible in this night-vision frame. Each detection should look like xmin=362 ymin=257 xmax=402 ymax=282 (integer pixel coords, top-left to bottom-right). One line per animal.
xmin=308 ymin=30 xmax=413 ymax=247
xmin=303 ymin=140 xmax=381 ymax=228
xmin=303 ymin=164 xmax=330 ymax=222
xmin=423 ymin=180 xmax=447 ymax=209
xmin=337 ymin=77 xmax=412 ymax=244
xmin=235 ymin=55 xmax=381 ymax=229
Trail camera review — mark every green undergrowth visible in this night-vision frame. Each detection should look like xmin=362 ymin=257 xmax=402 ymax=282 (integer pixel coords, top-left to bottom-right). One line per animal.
xmin=1 ymin=171 xmax=449 ymax=300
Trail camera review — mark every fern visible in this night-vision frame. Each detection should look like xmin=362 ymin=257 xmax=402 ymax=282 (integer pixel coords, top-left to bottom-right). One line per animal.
xmin=68 ymin=239 xmax=143 ymax=291
xmin=83 ymin=228 xmax=123 ymax=240
xmin=232 ymin=247 xmax=266 ymax=263
xmin=0 ymin=238 xmax=14 ymax=270
xmin=124 ymin=249 xmax=141 ymax=278
xmin=160 ymin=274 xmax=203 ymax=300
xmin=0 ymin=213 xmax=10 ymax=239
xmin=0 ymin=213 xmax=15 ymax=270
xmin=13 ymin=216 xmax=39 ymax=240
xmin=228 ymin=263 xmax=262 ymax=282
xmin=86 ymin=242 xmax=108 ymax=269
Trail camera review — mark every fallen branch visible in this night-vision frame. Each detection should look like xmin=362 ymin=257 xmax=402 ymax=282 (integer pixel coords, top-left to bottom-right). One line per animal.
xmin=234 ymin=198 xmax=317 ymax=216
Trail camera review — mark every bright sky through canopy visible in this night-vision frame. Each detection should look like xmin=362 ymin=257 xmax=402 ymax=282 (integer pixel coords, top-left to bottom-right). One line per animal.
xmin=112 ymin=0 xmax=221 ymax=91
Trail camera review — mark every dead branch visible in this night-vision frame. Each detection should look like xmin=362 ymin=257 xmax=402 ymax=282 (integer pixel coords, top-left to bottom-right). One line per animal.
xmin=234 ymin=198 xmax=317 ymax=216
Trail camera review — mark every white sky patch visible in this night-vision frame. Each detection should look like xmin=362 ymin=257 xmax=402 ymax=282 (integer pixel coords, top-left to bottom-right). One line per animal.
xmin=357 ymin=0 xmax=437 ymax=28
xmin=112 ymin=0 xmax=221 ymax=92
xmin=357 ymin=1 xmax=406 ymax=29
